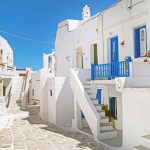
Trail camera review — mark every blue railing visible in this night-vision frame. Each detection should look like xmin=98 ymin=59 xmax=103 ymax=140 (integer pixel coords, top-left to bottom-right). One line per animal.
xmin=91 ymin=60 xmax=131 ymax=80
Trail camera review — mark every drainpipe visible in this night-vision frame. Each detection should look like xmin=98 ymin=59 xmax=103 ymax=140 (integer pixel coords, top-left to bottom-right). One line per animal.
xmin=97 ymin=11 xmax=105 ymax=64
xmin=101 ymin=13 xmax=105 ymax=63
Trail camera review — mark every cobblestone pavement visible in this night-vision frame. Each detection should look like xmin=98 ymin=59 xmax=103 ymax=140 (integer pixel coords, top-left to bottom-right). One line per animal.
xmin=0 ymin=90 xmax=110 ymax=150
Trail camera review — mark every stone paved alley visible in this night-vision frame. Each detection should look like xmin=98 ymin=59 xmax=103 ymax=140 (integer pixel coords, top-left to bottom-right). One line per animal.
xmin=0 ymin=80 xmax=110 ymax=150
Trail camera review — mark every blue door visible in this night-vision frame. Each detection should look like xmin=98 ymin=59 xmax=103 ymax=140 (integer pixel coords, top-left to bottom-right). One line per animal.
xmin=109 ymin=97 xmax=117 ymax=118
xmin=96 ymin=89 xmax=102 ymax=104
xmin=111 ymin=36 xmax=119 ymax=63
xmin=111 ymin=36 xmax=119 ymax=77
xmin=134 ymin=25 xmax=147 ymax=58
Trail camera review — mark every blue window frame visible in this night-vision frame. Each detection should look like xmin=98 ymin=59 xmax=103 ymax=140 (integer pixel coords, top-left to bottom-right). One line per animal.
xmin=111 ymin=36 xmax=119 ymax=63
xmin=109 ymin=97 xmax=117 ymax=118
xmin=97 ymin=89 xmax=102 ymax=104
xmin=134 ymin=25 xmax=147 ymax=58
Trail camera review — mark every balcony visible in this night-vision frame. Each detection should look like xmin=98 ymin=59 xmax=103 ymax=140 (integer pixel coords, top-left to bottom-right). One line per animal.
xmin=91 ymin=60 xmax=131 ymax=80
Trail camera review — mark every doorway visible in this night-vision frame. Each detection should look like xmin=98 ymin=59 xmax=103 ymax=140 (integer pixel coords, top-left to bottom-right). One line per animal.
xmin=110 ymin=36 xmax=119 ymax=76
xmin=109 ymin=97 xmax=117 ymax=119
xmin=91 ymin=43 xmax=98 ymax=65
xmin=77 ymin=52 xmax=83 ymax=69
xmin=111 ymin=36 xmax=119 ymax=63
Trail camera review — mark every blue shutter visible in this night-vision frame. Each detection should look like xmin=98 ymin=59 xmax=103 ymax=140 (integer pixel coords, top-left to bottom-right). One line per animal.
xmin=134 ymin=25 xmax=146 ymax=58
xmin=97 ymin=89 xmax=102 ymax=104
xmin=134 ymin=28 xmax=140 ymax=58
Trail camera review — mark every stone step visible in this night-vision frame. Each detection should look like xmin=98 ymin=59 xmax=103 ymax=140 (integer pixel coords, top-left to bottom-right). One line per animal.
xmin=84 ymin=87 xmax=91 ymax=90
xmin=100 ymin=116 xmax=109 ymax=124
xmin=87 ymin=92 xmax=92 ymax=95
xmin=99 ymin=110 xmax=105 ymax=117
xmin=86 ymin=80 xmax=91 ymax=85
xmin=94 ymin=104 xmax=102 ymax=111
xmin=85 ymin=88 xmax=92 ymax=93
xmin=83 ymin=83 xmax=91 ymax=86
xmin=100 ymin=123 xmax=113 ymax=131
xmin=83 ymin=85 xmax=91 ymax=89
xmin=89 ymin=95 xmax=96 ymax=99
xmin=86 ymin=79 xmax=91 ymax=81
xmin=141 ymin=135 xmax=150 ymax=148
xmin=91 ymin=99 xmax=98 ymax=105
xmin=133 ymin=145 xmax=150 ymax=150
xmin=100 ymin=129 xmax=117 ymax=140
xmin=82 ymin=117 xmax=111 ymax=129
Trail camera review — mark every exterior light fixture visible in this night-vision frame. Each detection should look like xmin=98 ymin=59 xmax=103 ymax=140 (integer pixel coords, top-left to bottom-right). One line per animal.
xmin=120 ymin=41 xmax=125 ymax=46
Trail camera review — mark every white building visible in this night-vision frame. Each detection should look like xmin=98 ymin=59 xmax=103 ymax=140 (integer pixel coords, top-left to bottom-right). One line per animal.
xmin=38 ymin=0 xmax=150 ymax=149
xmin=43 ymin=52 xmax=55 ymax=72
xmin=0 ymin=36 xmax=14 ymax=73
xmin=30 ymin=71 xmax=40 ymax=101
xmin=0 ymin=36 xmax=15 ymax=112
xmin=30 ymin=51 xmax=55 ymax=102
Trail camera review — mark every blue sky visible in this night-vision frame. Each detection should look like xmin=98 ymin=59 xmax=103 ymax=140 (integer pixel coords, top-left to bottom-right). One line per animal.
xmin=0 ymin=0 xmax=117 ymax=70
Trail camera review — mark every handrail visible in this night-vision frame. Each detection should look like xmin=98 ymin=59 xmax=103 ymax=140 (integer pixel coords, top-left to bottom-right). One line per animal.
xmin=19 ymin=71 xmax=28 ymax=101
xmin=70 ymin=69 xmax=100 ymax=140
xmin=91 ymin=60 xmax=131 ymax=80
xmin=23 ymin=71 xmax=28 ymax=91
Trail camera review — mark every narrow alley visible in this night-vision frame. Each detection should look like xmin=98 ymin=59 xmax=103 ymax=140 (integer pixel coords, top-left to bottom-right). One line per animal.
xmin=0 ymin=77 xmax=109 ymax=150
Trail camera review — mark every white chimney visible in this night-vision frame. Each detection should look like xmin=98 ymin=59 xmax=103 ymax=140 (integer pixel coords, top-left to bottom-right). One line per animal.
xmin=82 ymin=5 xmax=91 ymax=21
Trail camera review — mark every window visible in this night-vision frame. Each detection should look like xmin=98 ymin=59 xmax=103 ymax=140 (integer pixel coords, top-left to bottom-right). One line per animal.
xmin=3 ymin=86 xmax=6 ymax=96
xmin=48 ymin=56 xmax=52 ymax=64
xmin=134 ymin=25 xmax=147 ymax=58
xmin=32 ymin=89 xmax=34 ymax=96
xmin=50 ymin=90 xmax=52 ymax=96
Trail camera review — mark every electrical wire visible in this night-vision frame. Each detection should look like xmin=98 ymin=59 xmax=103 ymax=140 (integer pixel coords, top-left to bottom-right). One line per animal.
xmin=0 ymin=27 xmax=51 ymax=44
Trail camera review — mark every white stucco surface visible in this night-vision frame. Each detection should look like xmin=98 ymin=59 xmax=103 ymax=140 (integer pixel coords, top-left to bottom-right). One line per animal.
xmin=36 ymin=0 xmax=150 ymax=148
xmin=41 ymin=77 xmax=74 ymax=127
xmin=31 ymin=72 xmax=40 ymax=101
xmin=122 ymin=88 xmax=150 ymax=149
xmin=0 ymin=36 xmax=13 ymax=67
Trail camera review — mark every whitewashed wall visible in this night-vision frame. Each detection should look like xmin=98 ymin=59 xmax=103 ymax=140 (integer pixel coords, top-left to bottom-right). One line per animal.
xmin=39 ymin=68 xmax=51 ymax=120
xmin=122 ymin=88 xmax=150 ymax=149
xmin=42 ymin=76 xmax=74 ymax=126
xmin=53 ymin=0 xmax=150 ymax=136
xmin=103 ymin=0 xmax=150 ymax=62
xmin=43 ymin=52 xmax=55 ymax=71
xmin=31 ymin=72 xmax=40 ymax=101
xmin=55 ymin=21 xmax=75 ymax=77
xmin=0 ymin=36 xmax=13 ymax=67
xmin=55 ymin=0 xmax=150 ymax=74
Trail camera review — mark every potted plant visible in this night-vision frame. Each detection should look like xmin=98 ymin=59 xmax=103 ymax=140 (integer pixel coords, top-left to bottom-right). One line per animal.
xmin=125 ymin=56 xmax=132 ymax=62
xmin=124 ymin=56 xmax=132 ymax=74
xmin=101 ymin=104 xmax=116 ymax=128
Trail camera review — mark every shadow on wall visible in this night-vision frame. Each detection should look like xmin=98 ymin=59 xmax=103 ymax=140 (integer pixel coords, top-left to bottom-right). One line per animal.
xmin=23 ymin=105 xmax=108 ymax=150
xmin=56 ymin=77 xmax=74 ymax=127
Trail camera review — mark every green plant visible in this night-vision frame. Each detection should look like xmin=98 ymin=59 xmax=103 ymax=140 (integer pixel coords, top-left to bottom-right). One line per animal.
xmin=124 ymin=56 xmax=132 ymax=62
xmin=145 ymin=50 xmax=150 ymax=58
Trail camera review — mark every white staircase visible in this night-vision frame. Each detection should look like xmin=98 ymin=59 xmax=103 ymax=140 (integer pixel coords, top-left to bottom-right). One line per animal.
xmin=8 ymin=76 xmax=24 ymax=112
xmin=82 ymin=79 xmax=117 ymax=140
xmin=134 ymin=135 xmax=150 ymax=150
xmin=70 ymin=69 xmax=117 ymax=140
